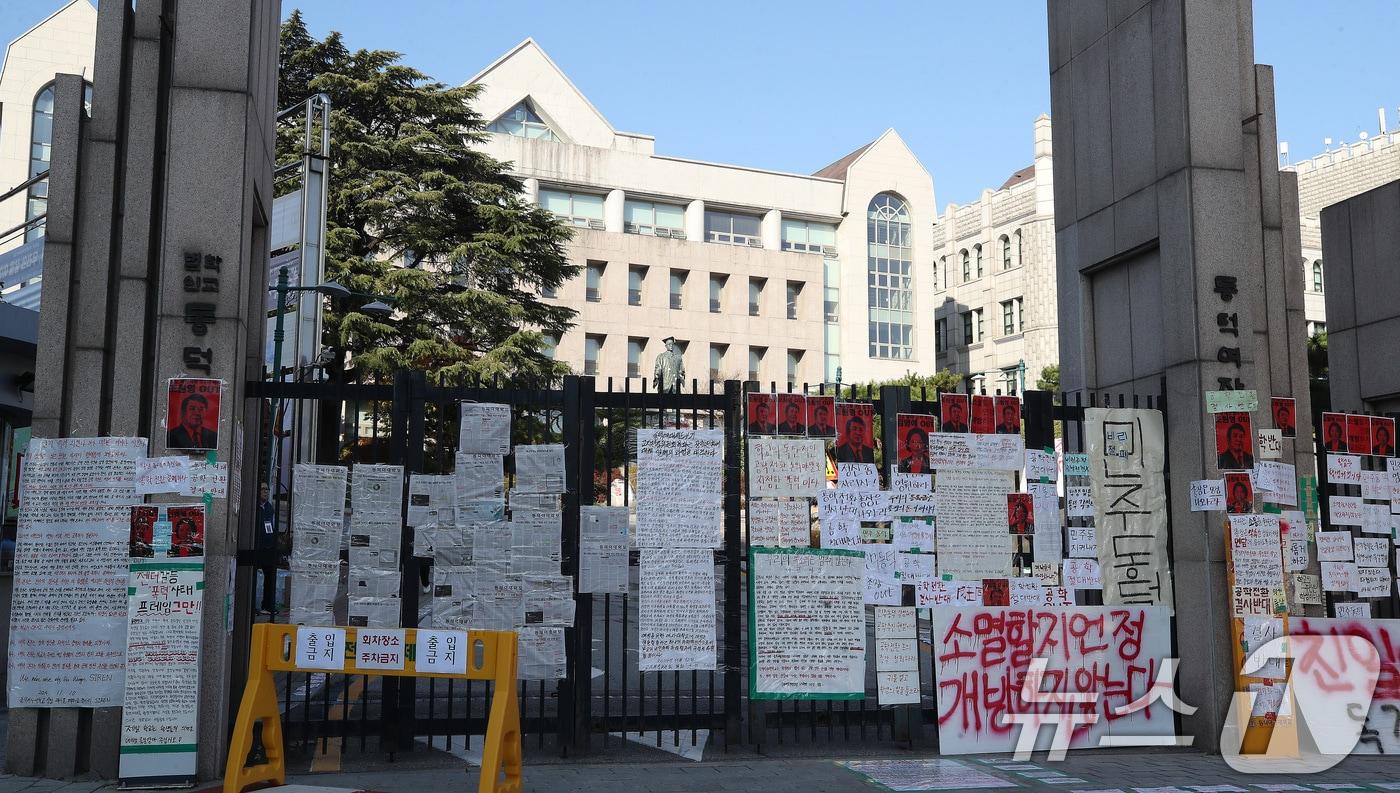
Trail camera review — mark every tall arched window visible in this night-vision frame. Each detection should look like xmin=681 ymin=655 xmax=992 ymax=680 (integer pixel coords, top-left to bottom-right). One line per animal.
xmin=1000 ymin=235 xmax=1011 ymax=269
xmin=1312 ymin=260 xmax=1324 ymax=293
xmin=26 ymin=81 xmax=92 ymax=242
xmin=867 ymin=193 xmax=913 ymax=360
xmin=973 ymin=244 xmax=983 ymax=278
xmin=960 ymin=249 xmax=970 ymax=281
xmin=1014 ymin=229 xmax=1022 ymax=266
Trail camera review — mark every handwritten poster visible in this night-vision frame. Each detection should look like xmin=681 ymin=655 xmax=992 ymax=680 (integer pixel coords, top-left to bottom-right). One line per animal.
xmin=931 ymin=606 xmax=1173 ymax=754
xmin=134 ymin=456 xmax=191 ymax=495
xmin=1291 ymin=573 xmax=1322 ymax=605
xmin=750 ymin=498 xmax=811 ymax=548
xmin=892 ymin=517 xmax=935 ymax=554
xmin=1066 ymin=486 xmax=1094 ymax=518
xmin=750 ymin=547 xmax=865 ymax=699
xmin=639 ymin=547 xmax=715 ymax=671
xmin=118 ymin=560 xmax=204 ymax=783
xmin=1087 ymin=408 xmax=1172 ymax=608
xmin=637 ymin=429 xmax=724 ymax=548
xmin=1327 ymin=454 xmax=1363 ymax=486
xmin=1189 ymin=480 xmax=1225 ymax=512
xmin=749 ymin=438 xmax=825 ymax=497
xmin=934 ymin=469 xmax=1013 ymax=579
xmin=929 ymin=433 xmax=1024 ymax=471
xmin=874 ymin=606 xmax=919 ymax=706
xmin=1062 ymin=558 xmax=1103 ymax=589
xmin=1229 ymin=515 xmax=1284 ymax=594
xmin=8 ymin=436 xmax=147 ymax=707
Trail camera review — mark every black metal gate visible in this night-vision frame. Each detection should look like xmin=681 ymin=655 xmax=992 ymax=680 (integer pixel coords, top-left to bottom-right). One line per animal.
xmin=237 ymin=372 xmax=1169 ymax=758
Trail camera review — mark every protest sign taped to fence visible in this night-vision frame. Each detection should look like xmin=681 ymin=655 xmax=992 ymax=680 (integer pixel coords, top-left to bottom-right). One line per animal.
xmin=640 ymin=547 xmax=716 ymax=671
xmin=934 ymin=469 xmax=1013 ymax=579
xmin=749 ymin=438 xmax=825 ymax=497
xmin=637 ymin=429 xmax=723 ymax=548
xmin=930 ymin=605 xmax=1173 ymax=754
xmin=1291 ymin=617 xmax=1400 ymax=754
xmin=750 ymin=547 xmax=865 ymax=699
xmin=1086 ymin=408 xmax=1172 ymax=608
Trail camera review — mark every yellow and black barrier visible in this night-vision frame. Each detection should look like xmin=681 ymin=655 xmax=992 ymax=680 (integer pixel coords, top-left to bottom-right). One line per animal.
xmin=224 ymin=623 xmax=521 ymax=793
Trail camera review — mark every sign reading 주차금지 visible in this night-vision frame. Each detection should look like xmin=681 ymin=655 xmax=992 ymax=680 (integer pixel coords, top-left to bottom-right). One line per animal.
xmin=1086 ymin=408 xmax=1172 ymax=608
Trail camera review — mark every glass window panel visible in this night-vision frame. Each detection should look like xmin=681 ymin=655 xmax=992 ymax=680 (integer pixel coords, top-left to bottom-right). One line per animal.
xmin=624 ymin=200 xmax=652 ymax=225
xmin=573 ymin=193 xmax=604 ymax=220
xmin=541 ymin=190 xmax=571 ymax=215
xmin=732 ymin=213 xmax=760 ymax=237
xmin=654 ymin=203 xmax=684 ymax=228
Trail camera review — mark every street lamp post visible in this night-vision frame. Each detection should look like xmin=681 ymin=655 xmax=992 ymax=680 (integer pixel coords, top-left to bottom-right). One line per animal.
xmin=1018 ymin=358 xmax=1026 ymax=395
xmin=265 ymin=265 xmax=391 ymax=496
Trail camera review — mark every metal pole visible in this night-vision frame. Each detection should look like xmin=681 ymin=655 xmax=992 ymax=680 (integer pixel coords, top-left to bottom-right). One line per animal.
xmin=1018 ymin=358 xmax=1027 ymax=395
xmin=266 ymin=266 xmax=289 ymax=496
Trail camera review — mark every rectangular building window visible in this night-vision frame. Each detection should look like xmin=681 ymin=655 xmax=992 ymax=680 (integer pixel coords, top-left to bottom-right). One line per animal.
xmin=586 ymin=261 xmax=604 ymax=302
xmin=824 ymin=286 xmax=839 ymax=322
xmin=961 ymin=250 xmax=970 ymax=282
xmin=542 ymin=282 xmax=557 ymax=299
xmin=975 ymin=308 xmax=984 ymax=341
xmin=624 ymin=199 xmax=686 ymax=237
xmin=749 ymin=347 xmax=765 ymax=382
xmin=669 ymin=269 xmax=687 ymax=310
xmin=542 ymin=334 xmax=557 ymax=359
xmin=584 ymin=334 xmax=603 ymax=376
xmin=961 ymin=311 xmax=973 ymax=345
xmin=749 ymin=277 xmax=765 ymax=316
xmin=825 ymin=353 xmax=840 ymax=383
xmin=1001 ymin=366 xmax=1019 ymax=396
xmin=1017 ymin=296 xmax=1024 ymax=331
xmin=705 ymin=210 xmax=762 ymax=246
xmin=786 ymin=350 xmax=802 ymax=387
xmin=540 ymin=188 xmax=604 ymax=228
xmin=781 ymin=218 xmax=837 ymax=253
xmin=709 ymin=274 xmax=726 ymax=313
xmin=709 ymin=343 xmax=727 ymax=382
xmin=975 ymin=244 xmax=984 ymax=278
xmin=936 ymin=317 xmax=948 ymax=352
xmin=627 ymin=337 xmax=645 ymax=378
xmin=1001 ymin=299 xmax=1016 ymax=335
xmin=786 ymin=281 xmax=802 ymax=320
xmin=628 ymin=265 xmax=646 ymax=306
xmin=1312 ymin=260 xmax=1324 ymax=293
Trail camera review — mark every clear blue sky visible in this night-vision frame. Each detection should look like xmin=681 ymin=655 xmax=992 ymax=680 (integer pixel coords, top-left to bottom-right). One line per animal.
xmin=4 ymin=1 xmax=1398 ymax=207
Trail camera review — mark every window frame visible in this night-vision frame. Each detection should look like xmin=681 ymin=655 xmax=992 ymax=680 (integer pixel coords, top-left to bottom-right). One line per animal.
xmin=705 ymin=210 xmax=763 ymax=246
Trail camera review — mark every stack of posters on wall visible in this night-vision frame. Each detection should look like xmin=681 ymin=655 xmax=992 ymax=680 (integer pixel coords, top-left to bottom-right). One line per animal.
xmin=638 ymin=428 xmax=722 ymax=672
xmin=448 ymin=403 xmax=510 ymax=633
xmin=873 ymin=607 xmax=918 ymax=705
xmin=348 ymin=463 xmax=405 ymax=627
xmin=290 ymin=464 xmax=348 ymax=625
xmin=122 ymin=502 xmax=206 ymax=782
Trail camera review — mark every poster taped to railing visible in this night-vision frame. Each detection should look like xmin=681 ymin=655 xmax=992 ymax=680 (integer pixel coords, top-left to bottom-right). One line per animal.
xmin=750 ymin=547 xmax=865 ymax=699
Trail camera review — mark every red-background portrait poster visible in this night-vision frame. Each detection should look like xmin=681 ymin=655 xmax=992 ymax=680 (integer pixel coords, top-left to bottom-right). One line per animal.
xmin=746 ymin=393 xmax=776 ymax=436
xmin=1321 ymin=412 xmax=1347 ymax=452
xmin=806 ymin=395 xmax=836 ymax=438
xmin=834 ymin=402 xmax=876 ymax=463
xmin=940 ymin=393 xmax=970 ymax=433
xmin=895 ymin=414 xmax=936 ymax=474
xmin=971 ymin=396 xmax=995 ymax=435
xmin=775 ymin=393 xmax=807 ymax=436
xmin=994 ymin=396 xmax=1021 ymax=434
xmin=166 ymin=377 xmax=222 ymax=451
xmin=1270 ymin=397 xmax=1296 ymax=438
xmin=1347 ymin=414 xmax=1373 ymax=456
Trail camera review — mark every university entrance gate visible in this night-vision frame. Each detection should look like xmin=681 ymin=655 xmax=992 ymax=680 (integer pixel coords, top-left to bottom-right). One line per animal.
xmin=241 ymin=371 xmax=1174 ymax=757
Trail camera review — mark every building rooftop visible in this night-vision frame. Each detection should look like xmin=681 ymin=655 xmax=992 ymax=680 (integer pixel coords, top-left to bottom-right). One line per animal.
xmin=812 ymin=143 xmax=872 ymax=180
xmin=998 ymin=164 xmax=1034 ymax=191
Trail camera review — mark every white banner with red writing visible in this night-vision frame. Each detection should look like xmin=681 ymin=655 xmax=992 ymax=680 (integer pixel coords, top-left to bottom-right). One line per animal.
xmin=1291 ymin=617 xmax=1400 ymax=754
xmin=931 ymin=605 xmax=1174 ymax=754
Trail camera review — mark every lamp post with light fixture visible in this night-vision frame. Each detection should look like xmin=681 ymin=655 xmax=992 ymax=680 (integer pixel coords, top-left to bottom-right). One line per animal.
xmin=265 ymin=265 xmax=393 ymax=495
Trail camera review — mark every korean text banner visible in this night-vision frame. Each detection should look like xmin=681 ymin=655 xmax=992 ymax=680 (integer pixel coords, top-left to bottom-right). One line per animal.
xmin=1086 ymin=408 xmax=1173 ymax=608
xmin=931 ymin=605 xmax=1173 ymax=754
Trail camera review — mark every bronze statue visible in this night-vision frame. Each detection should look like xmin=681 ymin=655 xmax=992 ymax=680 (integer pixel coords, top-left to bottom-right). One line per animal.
xmin=652 ymin=336 xmax=684 ymax=393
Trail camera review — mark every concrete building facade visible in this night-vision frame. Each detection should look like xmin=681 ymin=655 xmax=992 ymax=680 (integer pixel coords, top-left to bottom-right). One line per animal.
xmin=468 ymin=40 xmax=941 ymax=388
xmin=931 ymin=115 xmax=1057 ymax=396
xmin=0 ymin=0 xmax=96 ymax=308
xmin=1288 ymin=119 xmax=1400 ymax=339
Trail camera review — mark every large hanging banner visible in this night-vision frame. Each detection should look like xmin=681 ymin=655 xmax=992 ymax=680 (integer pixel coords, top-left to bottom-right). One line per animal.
xmin=931 ymin=606 xmax=1173 ymax=754
xmin=119 ymin=559 xmax=204 ymax=783
xmin=1085 ymin=408 xmax=1173 ymax=607
xmin=8 ymin=436 xmax=147 ymax=707
xmin=749 ymin=547 xmax=865 ymax=699
xmin=1290 ymin=617 xmax=1400 ymax=754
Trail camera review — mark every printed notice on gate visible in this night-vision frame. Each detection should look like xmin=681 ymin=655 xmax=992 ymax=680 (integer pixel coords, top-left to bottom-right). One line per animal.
xmin=636 ymin=429 xmax=724 ymax=548
xmin=639 ymin=547 xmax=715 ymax=671
xmin=1087 ymin=408 xmax=1173 ymax=609
xmin=751 ymin=547 xmax=865 ymax=699
xmin=934 ymin=469 xmax=1013 ymax=579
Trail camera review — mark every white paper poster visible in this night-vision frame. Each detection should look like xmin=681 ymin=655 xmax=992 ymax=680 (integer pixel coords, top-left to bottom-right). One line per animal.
xmin=751 ymin=547 xmax=865 ymax=699
xmin=1291 ymin=617 xmax=1400 ymax=754
xmin=636 ymin=429 xmax=724 ymax=548
xmin=459 ymin=402 xmax=511 ymax=455
xmin=1189 ymin=479 xmax=1226 ymax=512
xmin=407 ymin=474 xmax=455 ymax=527
xmin=929 ymin=433 xmax=1024 ymax=471
xmin=934 ymin=469 xmax=1013 ymax=579
xmin=9 ymin=436 xmax=147 ymax=707
xmin=295 ymin=627 xmax=347 ymax=670
xmin=579 ymin=505 xmax=630 ymax=594
xmin=514 ymin=444 xmax=566 ymax=494
xmin=119 ymin=559 xmax=204 ymax=782
xmin=750 ymin=498 xmax=812 ymax=548
xmin=415 ymin=630 xmax=469 ymax=674
xmin=1086 ymin=408 xmax=1172 ymax=608
xmin=639 ymin=547 xmax=715 ymax=671
xmin=1065 ymin=486 xmax=1094 ymax=518
xmin=747 ymin=438 xmax=825 ymax=497
xmin=134 ymin=456 xmax=191 ymax=495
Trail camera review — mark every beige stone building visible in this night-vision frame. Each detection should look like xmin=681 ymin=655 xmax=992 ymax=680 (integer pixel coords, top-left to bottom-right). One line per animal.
xmin=1286 ymin=114 xmax=1400 ymax=339
xmin=468 ymin=40 xmax=941 ymax=388
xmin=931 ymin=116 xmax=1057 ymax=396
xmin=0 ymin=0 xmax=96 ymax=308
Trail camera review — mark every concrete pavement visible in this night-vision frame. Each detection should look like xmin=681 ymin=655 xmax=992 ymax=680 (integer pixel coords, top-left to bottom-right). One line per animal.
xmin=3 ymin=750 xmax=1400 ymax=793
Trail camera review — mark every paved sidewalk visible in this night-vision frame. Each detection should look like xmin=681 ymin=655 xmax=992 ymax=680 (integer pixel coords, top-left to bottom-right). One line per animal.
xmin=4 ymin=750 xmax=1400 ymax=793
